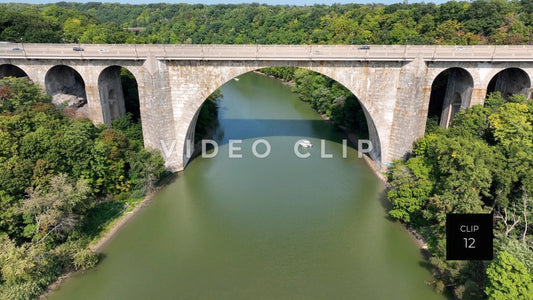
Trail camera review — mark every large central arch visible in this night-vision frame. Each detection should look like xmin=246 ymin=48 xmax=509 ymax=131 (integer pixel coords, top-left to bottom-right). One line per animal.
xmin=176 ymin=65 xmax=382 ymax=169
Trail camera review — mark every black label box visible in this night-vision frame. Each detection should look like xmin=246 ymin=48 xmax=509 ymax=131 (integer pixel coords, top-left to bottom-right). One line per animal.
xmin=446 ymin=213 xmax=493 ymax=260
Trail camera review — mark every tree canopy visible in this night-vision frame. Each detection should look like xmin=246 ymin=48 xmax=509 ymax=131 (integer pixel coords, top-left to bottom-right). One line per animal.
xmin=1 ymin=1 xmax=533 ymax=45
xmin=387 ymin=92 xmax=533 ymax=298
xmin=0 ymin=77 xmax=166 ymax=298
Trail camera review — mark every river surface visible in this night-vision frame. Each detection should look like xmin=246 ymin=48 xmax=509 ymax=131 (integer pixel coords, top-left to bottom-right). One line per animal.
xmin=49 ymin=73 xmax=442 ymax=299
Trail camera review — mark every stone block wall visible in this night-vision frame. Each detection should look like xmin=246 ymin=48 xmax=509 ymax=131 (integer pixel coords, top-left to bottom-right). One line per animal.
xmin=2 ymin=55 xmax=533 ymax=172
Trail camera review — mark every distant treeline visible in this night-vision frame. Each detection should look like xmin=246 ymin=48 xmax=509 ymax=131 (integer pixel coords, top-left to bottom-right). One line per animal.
xmin=1 ymin=1 xmax=533 ymax=44
xmin=261 ymin=67 xmax=368 ymax=138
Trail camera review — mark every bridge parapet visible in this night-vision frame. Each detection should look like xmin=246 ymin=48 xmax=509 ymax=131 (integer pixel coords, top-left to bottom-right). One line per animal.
xmin=2 ymin=43 xmax=533 ymax=62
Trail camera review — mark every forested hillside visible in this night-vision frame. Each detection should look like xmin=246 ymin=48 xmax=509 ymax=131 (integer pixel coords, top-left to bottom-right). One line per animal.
xmin=1 ymin=1 xmax=533 ymax=45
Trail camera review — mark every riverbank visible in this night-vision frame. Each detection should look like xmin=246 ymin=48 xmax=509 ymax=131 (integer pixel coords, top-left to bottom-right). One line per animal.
xmin=351 ymin=132 xmax=429 ymax=251
xmin=43 ymin=95 xmax=223 ymax=298
xmin=89 ymin=176 xmax=177 ymax=252
xmin=42 ymin=71 xmax=443 ymax=300
xmin=253 ymin=70 xmax=295 ymax=87
xmin=337 ymin=123 xmax=388 ymax=184
xmin=40 ymin=174 xmax=177 ymax=299
xmin=255 ymin=69 xmax=429 ymax=252
xmin=43 ymin=93 xmax=221 ymax=298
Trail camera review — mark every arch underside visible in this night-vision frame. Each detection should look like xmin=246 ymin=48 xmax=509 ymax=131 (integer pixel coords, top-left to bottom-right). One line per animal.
xmin=45 ymin=65 xmax=88 ymax=118
xmin=98 ymin=66 xmax=127 ymax=125
xmin=487 ymin=68 xmax=531 ymax=99
xmin=428 ymin=68 xmax=474 ymax=128
xmin=45 ymin=65 xmax=86 ymax=98
xmin=0 ymin=64 xmax=29 ymax=79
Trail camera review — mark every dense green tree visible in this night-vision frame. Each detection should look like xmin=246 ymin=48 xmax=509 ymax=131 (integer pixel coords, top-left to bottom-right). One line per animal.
xmin=292 ymin=69 xmax=314 ymax=102
xmin=388 ymin=92 xmax=532 ymax=296
xmin=489 ymin=100 xmax=532 ymax=149
xmin=387 ymin=157 xmax=434 ymax=224
xmin=0 ymin=156 xmax=33 ymax=198
xmin=485 ymin=251 xmax=533 ymax=299
xmin=22 ymin=174 xmax=90 ymax=242
xmin=430 ymin=136 xmax=495 ymax=213
xmin=57 ymin=119 xmax=97 ymax=180
xmin=0 ymin=236 xmax=58 ymax=286
xmin=496 ymin=238 xmax=533 ymax=273
xmin=463 ymin=0 xmax=511 ymax=37
xmin=111 ymin=113 xmax=143 ymax=149
xmin=0 ymin=77 xmax=50 ymax=113
xmin=0 ymin=191 xmax=20 ymax=239
xmin=80 ymin=22 xmax=130 ymax=44
xmin=0 ymin=73 xmax=165 ymax=298
xmin=128 ymin=149 xmax=165 ymax=194
xmin=41 ymin=4 xmax=98 ymax=43
xmin=448 ymin=105 xmax=492 ymax=140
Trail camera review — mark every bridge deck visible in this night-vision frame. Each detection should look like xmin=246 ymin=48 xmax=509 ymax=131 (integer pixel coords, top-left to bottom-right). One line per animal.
xmin=1 ymin=43 xmax=533 ymax=62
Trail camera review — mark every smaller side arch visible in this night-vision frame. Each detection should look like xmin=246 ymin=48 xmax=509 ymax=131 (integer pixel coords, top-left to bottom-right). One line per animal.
xmin=98 ymin=66 xmax=126 ymax=125
xmin=0 ymin=64 xmax=29 ymax=79
xmin=45 ymin=65 xmax=87 ymax=98
xmin=98 ymin=65 xmax=142 ymax=126
xmin=427 ymin=67 xmax=473 ymax=128
xmin=487 ymin=67 xmax=531 ymax=99
xmin=45 ymin=65 xmax=88 ymax=113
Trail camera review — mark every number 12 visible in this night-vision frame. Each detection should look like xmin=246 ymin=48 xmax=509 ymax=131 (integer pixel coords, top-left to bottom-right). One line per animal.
xmin=463 ymin=238 xmax=475 ymax=248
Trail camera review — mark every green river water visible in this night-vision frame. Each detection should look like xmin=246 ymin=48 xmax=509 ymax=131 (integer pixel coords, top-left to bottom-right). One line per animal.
xmin=49 ymin=72 xmax=443 ymax=300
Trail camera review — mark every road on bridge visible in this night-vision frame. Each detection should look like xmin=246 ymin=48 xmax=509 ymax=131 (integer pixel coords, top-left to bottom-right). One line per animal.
xmin=1 ymin=43 xmax=533 ymax=62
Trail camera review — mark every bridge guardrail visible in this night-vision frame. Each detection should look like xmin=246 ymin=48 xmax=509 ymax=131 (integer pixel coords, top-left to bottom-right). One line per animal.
xmin=1 ymin=43 xmax=533 ymax=62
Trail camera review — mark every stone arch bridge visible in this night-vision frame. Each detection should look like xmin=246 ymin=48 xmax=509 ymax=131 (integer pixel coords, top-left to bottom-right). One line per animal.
xmin=1 ymin=44 xmax=532 ymax=171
